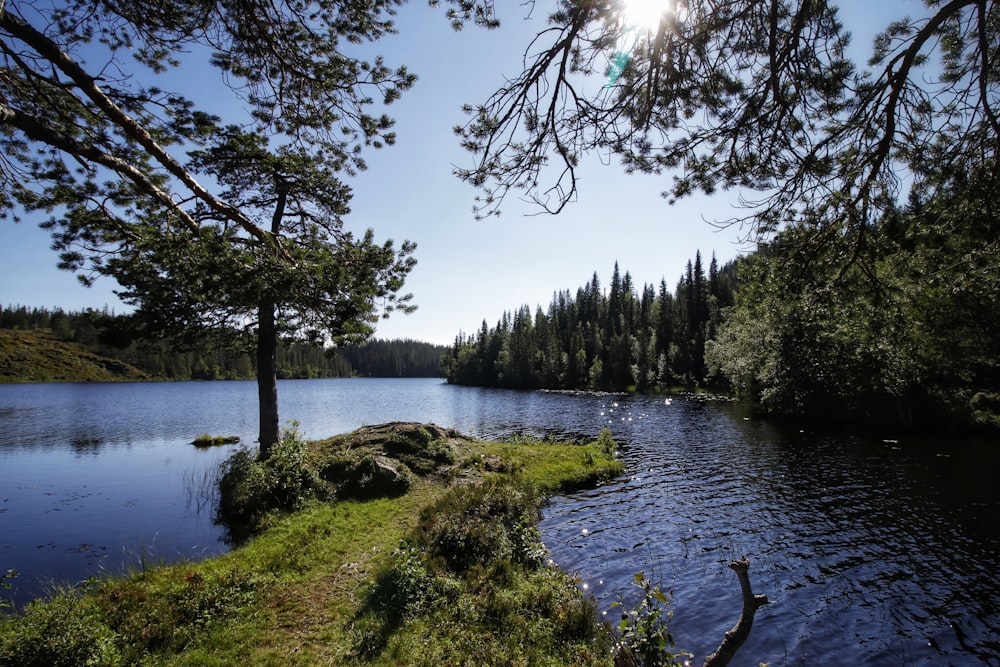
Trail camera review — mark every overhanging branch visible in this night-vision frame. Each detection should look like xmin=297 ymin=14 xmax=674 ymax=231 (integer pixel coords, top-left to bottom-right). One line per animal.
xmin=1 ymin=9 xmax=268 ymax=243
xmin=0 ymin=100 xmax=201 ymax=233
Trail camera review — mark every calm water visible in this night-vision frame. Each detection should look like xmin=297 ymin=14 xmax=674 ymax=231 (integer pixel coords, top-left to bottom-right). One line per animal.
xmin=1 ymin=379 xmax=998 ymax=666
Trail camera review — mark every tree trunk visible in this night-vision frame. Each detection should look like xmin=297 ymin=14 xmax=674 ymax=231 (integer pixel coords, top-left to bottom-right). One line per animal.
xmin=256 ymin=298 xmax=280 ymax=457
xmin=703 ymin=559 xmax=769 ymax=667
xmin=256 ymin=183 xmax=288 ymax=458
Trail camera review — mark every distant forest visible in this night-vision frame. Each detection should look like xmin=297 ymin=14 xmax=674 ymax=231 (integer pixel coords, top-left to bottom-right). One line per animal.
xmin=442 ymin=253 xmax=737 ymax=392
xmin=0 ymin=305 xmax=447 ymax=381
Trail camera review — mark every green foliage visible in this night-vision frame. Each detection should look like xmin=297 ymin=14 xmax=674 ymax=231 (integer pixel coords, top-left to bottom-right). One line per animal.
xmin=3 ymin=0 xmax=421 ymax=449
xmin=412 ymin=477 xmax=546 ymax=575
xmin=364 ymin=563 xmax=613 ymax=666
xmin=612 ymin=572 xmax=689 ymax=667
xmin=0 ymin=587 xmax=121 ymax=667
xmin=216 ymin=422 xmax=329 ymax=537
xmin=710 ymin=170 xmax=1000 ymax=430
xmin=442 ymin=255 xmax=738 ymax=392
xmin=596 ymin=427 xmax=617 ymax=459
xmin=354 ymin=476 xmax=615 ymax=664
xmin=0 ymin=568 xmax=260 ymax=665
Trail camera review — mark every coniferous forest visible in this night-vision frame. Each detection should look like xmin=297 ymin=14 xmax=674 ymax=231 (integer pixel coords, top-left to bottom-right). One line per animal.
xmin=0 ymin=305 xmax=446 ymax=381
xmin=444 ymin=177 xmax=1000 ymax=433
xmin=442 ymin=253 xmax=737 ymax=393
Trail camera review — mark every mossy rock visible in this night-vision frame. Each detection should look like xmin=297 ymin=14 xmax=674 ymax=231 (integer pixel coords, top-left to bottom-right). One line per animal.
xmin=315 ymin=422 xmax=465 ymax=480
xmin=329 ymin=453 xmax=415 ymax=500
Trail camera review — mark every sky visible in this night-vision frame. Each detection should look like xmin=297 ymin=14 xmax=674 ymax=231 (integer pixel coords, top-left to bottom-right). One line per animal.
xmin=1 ymin=0 xmax=913 ymax=345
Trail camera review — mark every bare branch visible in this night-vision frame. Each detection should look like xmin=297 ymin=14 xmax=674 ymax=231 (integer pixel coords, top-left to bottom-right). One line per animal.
xmin=703 ymin=559 xmax=770 ymax=667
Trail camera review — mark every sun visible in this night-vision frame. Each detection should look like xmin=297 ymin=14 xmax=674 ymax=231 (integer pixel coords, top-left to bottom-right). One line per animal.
xmin=620 ymin=0 xmax=671 ymax=31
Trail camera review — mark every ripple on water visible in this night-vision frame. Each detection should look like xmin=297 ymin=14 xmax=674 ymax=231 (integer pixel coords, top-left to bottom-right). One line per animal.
xmin=539 ymin=395 xmax=1000 ymax=666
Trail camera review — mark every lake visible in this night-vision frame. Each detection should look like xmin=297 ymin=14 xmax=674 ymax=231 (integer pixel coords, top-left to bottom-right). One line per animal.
xmin=1 ymin=378 xmax=998 ymax=665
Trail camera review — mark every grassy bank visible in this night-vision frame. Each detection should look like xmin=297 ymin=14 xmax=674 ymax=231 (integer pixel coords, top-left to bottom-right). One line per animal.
xmin=1 ymin=424 xmax=629 ymax=666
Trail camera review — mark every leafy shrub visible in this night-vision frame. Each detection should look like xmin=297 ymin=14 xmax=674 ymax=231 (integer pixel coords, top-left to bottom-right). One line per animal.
xmin=413 ymin=477 xmax=545 ymax=574
xmin=612 ymin=572 xmax=690 ymax=667
xmin=597 ymin=427 xmax=617 ymax=459
xmin=216 ymin=422 xmax=328 ymax=538
xmin=0 ymin=589 xmax=121 ymax=667
xmin=366 ymin=542 xmax=439 ymax=625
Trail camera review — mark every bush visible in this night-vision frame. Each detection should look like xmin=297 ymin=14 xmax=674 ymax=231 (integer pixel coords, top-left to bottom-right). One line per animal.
xmin=597 ymin=427 xmax=617 ymax=459
xmin=413 ymin=477 xmax=545 ymax=574
xmin=0 ymin=590 xmax=121 ymax=667
xmin=612 ymin=572 xmax=690 ymax=667
xmin=216 ymin=422 xmax=328 ymax=538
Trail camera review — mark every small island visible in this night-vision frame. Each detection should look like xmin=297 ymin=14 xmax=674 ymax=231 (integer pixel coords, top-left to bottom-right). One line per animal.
xmin=190 ymin=434 xmax=241 ymax=447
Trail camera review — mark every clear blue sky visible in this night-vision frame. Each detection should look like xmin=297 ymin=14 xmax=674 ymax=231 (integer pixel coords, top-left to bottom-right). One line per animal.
xmin=1 ymin=0 xmax=912 ymax=345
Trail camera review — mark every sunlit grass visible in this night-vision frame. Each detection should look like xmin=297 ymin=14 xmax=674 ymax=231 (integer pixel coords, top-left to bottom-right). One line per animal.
xmin=0 ymin=430 xmax=623 ymax=666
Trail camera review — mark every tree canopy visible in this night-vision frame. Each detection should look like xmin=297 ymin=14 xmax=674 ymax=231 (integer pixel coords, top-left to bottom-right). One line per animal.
xmin=0 ymin=0 xmax=432 ymax=451
xmin=455 ymin=0 xmax=999 ymax=264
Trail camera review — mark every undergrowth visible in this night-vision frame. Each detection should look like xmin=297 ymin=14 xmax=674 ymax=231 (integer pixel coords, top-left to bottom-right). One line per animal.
xmin=351 ymin=476 xmax=616 ymax=665
xmin=0 ymin=425 xmax=642 ymax=666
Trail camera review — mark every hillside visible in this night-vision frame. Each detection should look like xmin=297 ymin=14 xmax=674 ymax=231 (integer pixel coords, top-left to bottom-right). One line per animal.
xmin=0 ymin=329 xmax=148 ymax=383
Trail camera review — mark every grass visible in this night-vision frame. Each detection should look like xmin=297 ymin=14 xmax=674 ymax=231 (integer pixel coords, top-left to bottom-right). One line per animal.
xmin=0 ymin=329 xmax=148 ymax=384
xmin=0 ymin=426 xmax=624 ymax=666
xmin=191 ymin=434 xmax=241 ymax=447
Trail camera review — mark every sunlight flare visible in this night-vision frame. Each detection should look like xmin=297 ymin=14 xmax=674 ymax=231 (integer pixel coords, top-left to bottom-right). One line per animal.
xmin=608 ymin=0 xmax=674 ymax=85
xmin=621 ymin=0 xmax=671 ymax=31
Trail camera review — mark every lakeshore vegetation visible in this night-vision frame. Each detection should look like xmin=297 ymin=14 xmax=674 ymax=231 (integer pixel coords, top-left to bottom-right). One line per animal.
xmin=0 ymin=423 xmax=642 ymax=666
xmin=444 ymin=189 xmax=1000 ymax=433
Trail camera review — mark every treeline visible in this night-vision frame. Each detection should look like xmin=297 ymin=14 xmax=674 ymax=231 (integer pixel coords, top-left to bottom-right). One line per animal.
xmin=708 ymin=177 xmax=1000 ymax=431
xmin=442 ymin=254 xmax=738 ymax=391
xmin=0 ymin=305 xmax=446 ymax=380
xmin=440 ymin=178 xmax=1000 ymax=431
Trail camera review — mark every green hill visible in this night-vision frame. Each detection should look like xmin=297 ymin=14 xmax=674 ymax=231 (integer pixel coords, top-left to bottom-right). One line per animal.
xmin=0 ymin=329 xmax=148 ymax=383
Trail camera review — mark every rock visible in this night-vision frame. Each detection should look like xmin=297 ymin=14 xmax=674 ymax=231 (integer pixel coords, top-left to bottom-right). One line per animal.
xmin=336 ymin=453 xmax=413 ymax=500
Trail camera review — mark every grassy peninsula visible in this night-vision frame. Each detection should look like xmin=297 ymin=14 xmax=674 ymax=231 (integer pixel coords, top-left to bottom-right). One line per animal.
xmin=1 ymin=423 xmax=629 ymax=666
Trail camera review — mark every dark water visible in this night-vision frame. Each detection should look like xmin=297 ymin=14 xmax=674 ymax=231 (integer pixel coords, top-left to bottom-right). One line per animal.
xmin=538 ymin=395 xmax=1000 ymax=666
xmin=1 ymin=380 xmax=997 ymax=666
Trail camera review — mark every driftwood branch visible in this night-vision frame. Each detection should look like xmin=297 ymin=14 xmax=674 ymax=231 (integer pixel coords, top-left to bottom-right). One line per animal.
xmin=703 ymin=559 xmax=769 ymax=667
